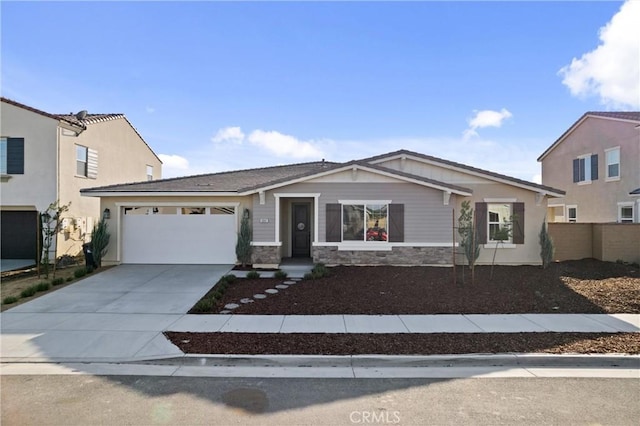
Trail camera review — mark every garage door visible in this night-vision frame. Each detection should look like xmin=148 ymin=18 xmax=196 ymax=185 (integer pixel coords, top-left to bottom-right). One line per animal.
xmin=122 ymin=206 xmax=237 ymax=264
xmin=1 ymin=211 xmax=38 ymax=260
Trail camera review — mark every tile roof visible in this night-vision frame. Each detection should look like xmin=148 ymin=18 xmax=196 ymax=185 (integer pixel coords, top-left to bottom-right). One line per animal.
xmin=55 ymin=113 xmax=126 ymax=126
xmin=363 ymin=149 xmax=565 ymax=196
xmin=81 ymin=161 xmax=339 ymax=193
xmin=538 ymin=111 xmax=640 ymax=161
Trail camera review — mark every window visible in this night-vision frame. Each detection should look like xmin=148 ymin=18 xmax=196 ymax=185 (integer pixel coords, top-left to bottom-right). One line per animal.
xmin=1 ymin=137 xmax=25 ymax=175
xmin=326 ymin=202 xmax=406 ymax=243
xmin=567 ymin=206 xmax=577 ymax=223
xmin=618 ymin=203 xmax=634 ymax=223
xmin=605 ymin=147 xmax=620 ymax=180
xmin=147 ymin=165 xmax=153 ymax=181
xmin=487 ymin=203 xmax=512 ymax=243
xmin=76 ymin=145 xmax=88 ymax=176
xmin=573 ymin=154 xmax=598 ymax=183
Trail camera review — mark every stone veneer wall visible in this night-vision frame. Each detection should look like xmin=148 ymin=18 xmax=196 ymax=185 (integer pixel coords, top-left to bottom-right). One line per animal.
xmin=313 ymin=246 xmax=453 ymax=266
xmin=251 ymin=245 xmax=281 ymax=265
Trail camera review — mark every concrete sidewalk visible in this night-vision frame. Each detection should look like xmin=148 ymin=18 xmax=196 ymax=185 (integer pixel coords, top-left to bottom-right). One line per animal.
xmin=168 ymin=313 xmax=640 ymax=334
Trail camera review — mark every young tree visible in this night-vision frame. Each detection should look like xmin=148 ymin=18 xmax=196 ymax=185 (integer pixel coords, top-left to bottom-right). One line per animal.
xmin=539 ymin=220 xmax=555 ymax=269
xmin=90 ymin=218 xmax=110 ymax=268
xmin=458 ymin=201 xmax=480 ymax=282
xmin=40 ymin=200 xmax=71 ymax=278
xmin=489 ymin=218 xmax=513 ymax=281
xmin=235 ymin=208 xmax=252 ymax=267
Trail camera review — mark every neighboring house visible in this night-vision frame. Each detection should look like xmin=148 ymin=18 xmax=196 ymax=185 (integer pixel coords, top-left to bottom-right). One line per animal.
xmin=0 ymin=97 xmax=162 ymax=262
xmin=538 ymin=111 xmax=640 ymax=223
xmin=81 ymin=149 xmax=564 ymax=267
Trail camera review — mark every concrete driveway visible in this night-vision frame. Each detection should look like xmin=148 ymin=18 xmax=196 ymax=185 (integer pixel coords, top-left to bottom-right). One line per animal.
xmin=0 ymin=264 xmax=232 ymax=362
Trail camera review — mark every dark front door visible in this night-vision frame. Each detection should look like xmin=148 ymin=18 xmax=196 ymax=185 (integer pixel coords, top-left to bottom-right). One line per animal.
xmin=292 ymin=203 xmax=310 ymax=257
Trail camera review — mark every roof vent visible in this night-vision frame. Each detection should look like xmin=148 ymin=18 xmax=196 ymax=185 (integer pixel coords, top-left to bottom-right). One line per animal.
xmin=75 ymin=110 xmax=88 ymax=120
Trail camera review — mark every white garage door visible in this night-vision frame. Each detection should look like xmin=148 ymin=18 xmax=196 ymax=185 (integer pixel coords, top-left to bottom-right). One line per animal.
xmin=122 ymin=206 xmax=237 ymax=264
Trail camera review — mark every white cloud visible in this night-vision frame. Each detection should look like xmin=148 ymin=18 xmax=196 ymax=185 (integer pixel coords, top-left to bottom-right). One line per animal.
xmin=158 ymin=154 xmax=190 ymax=178
xmin=247 ymin=129 xmax=324 ymax=159
xmin=463 ymin=108 xmax=513 ymax=139
xmin=559 ymin=0 xmax=640 ymax=108
xmin=211 ymin=126 xmax=245 ymax=144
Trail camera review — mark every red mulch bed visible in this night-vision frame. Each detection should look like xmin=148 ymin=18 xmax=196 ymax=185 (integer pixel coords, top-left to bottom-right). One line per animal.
xmin=166 ymin=332 xmax=640 ymax=355
xmin=173 ymin=259 xmax=640 ymax=355
xmin=195 ymin=259 xmax=640 ymax=315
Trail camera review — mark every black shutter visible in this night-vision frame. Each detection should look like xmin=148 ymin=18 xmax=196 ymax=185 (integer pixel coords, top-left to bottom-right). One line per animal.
xmin=591 ymin=154 xmax=598 ymax=180
xmin=7 ymin=138 xmax=24 ymax=174
xmin=475 ymin=202 xmax=487 ymax=244
xmin=572 ymin=159 xmax=579 ymax=183
xmin=388 ymin=204 xmax=404 ymax=242
xmin=512 ymin=202 xmax=525 ymax=244
xmin=326 ymin=204 xmax=341 ymax=242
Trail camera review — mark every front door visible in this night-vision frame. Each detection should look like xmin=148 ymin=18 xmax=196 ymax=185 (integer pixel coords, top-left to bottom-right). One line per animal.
xmin=292 ymin=203 xmax=310 ymax=257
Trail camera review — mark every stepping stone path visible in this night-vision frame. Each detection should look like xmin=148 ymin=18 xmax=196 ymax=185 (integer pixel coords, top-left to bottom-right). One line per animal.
xmin=275 ymin=284 xmax=289 ymax=289
xmin=283 ymin=281 xmax=297 ymax=285
xmin=240 ymin=298 xmax=254 ymax=304
xmin=265 ymin=289 xmax=278 ymax=294
xmin=219 ymin=310 xmax=231 ymax=314
xmin=253 ymin=294 xmax=267 ymax=299
xmin=224 ymin=303 xmax=240 ymax=310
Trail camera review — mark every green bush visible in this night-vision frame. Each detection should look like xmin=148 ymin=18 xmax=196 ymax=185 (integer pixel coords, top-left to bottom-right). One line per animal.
xmin=223 ymin=274 xmax=237 ymax=283
xmin=274 ymin=270 xmax=288 ymax=279
xmin=86 ymin=266 xmax=94 ymax=274
xmin=20 ymin=286 xmax=37 ymax=298
xmin=51 ymin=277 xmax=64 ymax=286
xmin=246 ymin=270 xmax=260 ymax=279
xmin=66 ymin=277 xmax=74 ymax=282
xmin=36 ymin=282 xmax=51 ymax=292
xmin=310 ymin=263 xmax=329 ymax=279
xmin=74 ymin=267 xmax=87 ymax=278
xmin=90 ymin=218 xmax=111 ymax=268
xmin=3 ymin=296 xmax=19 ymax=305
xmin=210 ymin=292 xmax=221 ymax=301
xmin=303 ymin=272 xmax=313 ymax=280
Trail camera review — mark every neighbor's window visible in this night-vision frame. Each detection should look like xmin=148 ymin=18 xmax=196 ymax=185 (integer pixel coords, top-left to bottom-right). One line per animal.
xmin=1 ymin=137 xmax=25 ymax=175
xmin=76 ymin=145 xmax=88 ymax=177
xmin=146 ymin=165 xmax=153 ymax=181
xmin=342 ymin=203 xmax=388 ymax=242
xmin=567 ymin=206 xmax=577 ymax=223
xmin=0 ymin=138 xmax=7 ymax=174
xmin=619 ymin=204 xmax=634 ymax=223
xmin=605 ymin=147 xmax=620 ymax=180
xmin=573 ymin=154 xmax=597 ymax=183
xmin=487 ymin=203 xmax=512 ymax=242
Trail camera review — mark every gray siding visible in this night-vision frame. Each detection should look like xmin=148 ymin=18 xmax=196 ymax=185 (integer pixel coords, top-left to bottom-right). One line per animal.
xmin=251 ymin=182 xmax=453 ymax=243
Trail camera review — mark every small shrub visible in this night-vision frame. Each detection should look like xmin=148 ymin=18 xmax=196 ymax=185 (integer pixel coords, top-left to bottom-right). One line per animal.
xmin=74 ymin=267 xmax=87 ymax=278
xmin=86 ymin=266 xmax=94 ymax=274
xmin=311 ymin=263 xmax=329 ymax=279
xmin=223 ymin=274 xmax=237 ymax=283
xmin=211 ymin=292 xmax=221 ymax=301
xmin=274 ymin=270 xmax=288 ymax=279
xmin=303 ymin=272 xmax=313 ymax=280
xmin=246 ymin=270 xmax=260 ymax=279
xmin=51 ymin=277 xmax=64 ymax=286
xmin=192 ymin=298 xmax=214 ymax=313
xmin=3 ymin=296 xmax=19 ymax=305
xmin=36 ymin=282 xmax=51 ymax=292
xmin=20 ymin=286 xmax=37 ymax=298
xmin=66 ymin=277 xmax=74 ymax=282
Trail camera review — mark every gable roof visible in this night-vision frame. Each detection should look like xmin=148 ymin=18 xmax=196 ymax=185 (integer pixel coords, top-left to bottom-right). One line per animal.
xmin=537 ymin=111 xmax=640 ymax=161
xmin=82 ymin=149 xmax=563 ymax=198
xmin=2 ymin=97 xmax=161 ymax=163
xmin=364 ymin=149 xmax=564 ymax=197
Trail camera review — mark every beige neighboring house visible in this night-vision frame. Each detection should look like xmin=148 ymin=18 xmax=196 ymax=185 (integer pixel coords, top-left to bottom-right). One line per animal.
xmin=538 ymin=111 xmax=640 ymax=224
xmin=1 ymin=97 xmax=162 ymax=263
xmin=82 ymin=149 xmax=564 ymax=267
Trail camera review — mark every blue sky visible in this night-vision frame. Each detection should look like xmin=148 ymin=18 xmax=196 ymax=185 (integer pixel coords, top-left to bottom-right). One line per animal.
xmin=2 ymin=1 xmax=638 ymax=182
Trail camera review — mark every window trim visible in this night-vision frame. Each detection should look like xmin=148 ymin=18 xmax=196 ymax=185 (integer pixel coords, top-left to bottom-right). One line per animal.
xmin=576 ymin=154 xmax=592 ymax=185
xmin=486 ymin=202 xmax=513 ymax=243
xmin=617 ymin=202 xmax=635 ymax=223
xmin=76 ymin=144 xmax=88 ymax=177
xmin=605 ymin=147 xmax=621 ymax=181
xmin=567 ymin=205 xmax=578 ymax=223
xmin=340 ymin=201 xmax=390 ymax=243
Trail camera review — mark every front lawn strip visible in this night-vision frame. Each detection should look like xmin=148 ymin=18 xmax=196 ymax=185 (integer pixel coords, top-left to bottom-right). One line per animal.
xmin=166 ymin=331 xmax=640 ymax=355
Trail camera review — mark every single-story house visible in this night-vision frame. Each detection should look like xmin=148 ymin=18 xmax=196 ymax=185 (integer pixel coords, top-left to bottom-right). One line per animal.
xmin=81 ymin=149 xmax=565 ymax=267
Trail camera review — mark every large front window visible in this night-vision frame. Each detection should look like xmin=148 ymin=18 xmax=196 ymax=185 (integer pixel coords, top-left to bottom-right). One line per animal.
xmin=488 ymin=203 xmax=512 ymax=242
xmin=343 ymin=203 xmax=388 ymax=242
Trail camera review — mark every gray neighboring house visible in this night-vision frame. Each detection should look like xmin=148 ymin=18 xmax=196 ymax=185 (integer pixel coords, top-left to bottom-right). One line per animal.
xmin=538 ymin=111 xmax=640 ymax=223
xmin=81 ymin=149 xmax=564 ymax=267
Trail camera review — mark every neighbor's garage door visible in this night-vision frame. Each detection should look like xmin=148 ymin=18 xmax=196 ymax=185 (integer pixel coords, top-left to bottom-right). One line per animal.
xmin=1 ymin=210 xmax=38 ymax=260
xmin=122 ymin=206 xmax=237 ymax=264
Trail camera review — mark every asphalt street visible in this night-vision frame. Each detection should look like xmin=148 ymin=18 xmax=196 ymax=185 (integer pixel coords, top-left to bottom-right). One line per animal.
xmin=2 ymin=375 xmax=638 ymax=425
